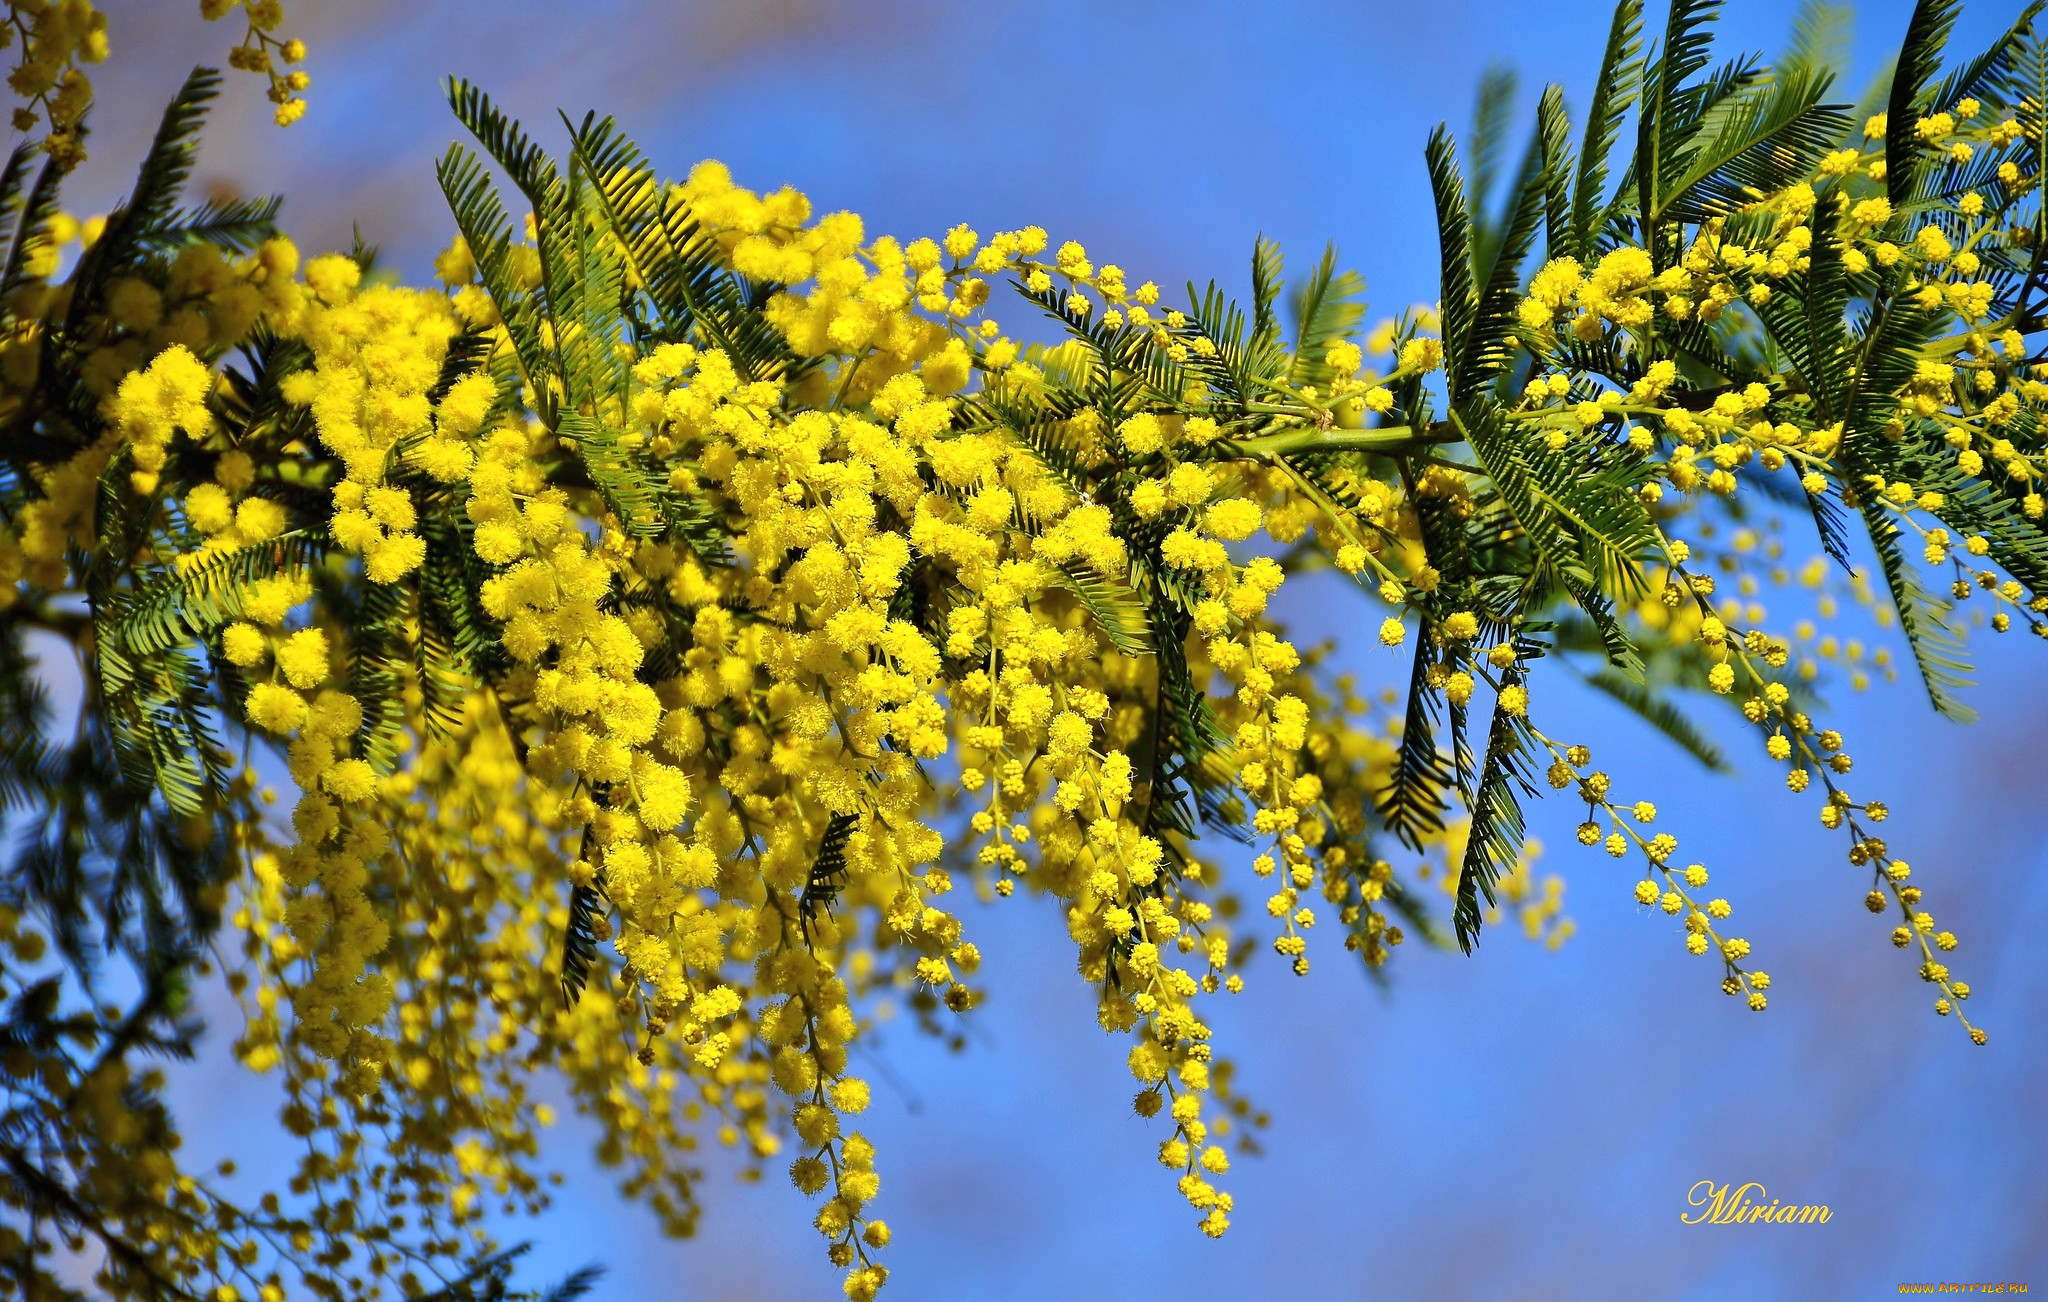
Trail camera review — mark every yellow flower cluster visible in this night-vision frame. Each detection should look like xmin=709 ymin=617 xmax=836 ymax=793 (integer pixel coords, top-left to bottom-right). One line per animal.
xmin=284 ymin=266 xmax=460 ymax=582
xmin=3 ymin=0 xmax=308 ymax=159
xmin=1486 ymin=90 xmax=2032 ymax=1038
xmin=0 ymin=230 xmax=301 ymax=596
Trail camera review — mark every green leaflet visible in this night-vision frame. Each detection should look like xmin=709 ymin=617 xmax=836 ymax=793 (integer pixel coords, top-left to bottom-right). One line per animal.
xmin=1427 ymin=125 xmax=1478 ymax=397
xmin=1571 ymin=0 xmax=1646 ymax=260
xmin=1044 ymin=562 xmax=1156 ymax=658
xmin=440 ymin=90 xmax=734 ymax=561
xmin=1284 ymin=243 xmax=1367 ymax=390
xmin=1380 ymin=633 xmax=1455 ymax=851
xmin=1458 ymin=397 xmax=1655 ymax=679
xmin=560 ymin=832 xmax=609 ymax=1008
xmin=798 ymin=811 xmax=860 ymax=940
xmin=1862 ymin=497 xmax=1977 ymax=722
xmin=61 ymin=66 xmax=224 ymax=301
xmin=1455 ymin=645 xmax=1543 ymax=952
xmin=1655 ymin=66 xmax=1850 ymax=226
xmin=1461 ymin=127 xmax=1549 ymax=403
xmin=107 ymin=531 xmax=323 ymax=657
xmin=1580 ymin=667 xmax=1733 ymax=773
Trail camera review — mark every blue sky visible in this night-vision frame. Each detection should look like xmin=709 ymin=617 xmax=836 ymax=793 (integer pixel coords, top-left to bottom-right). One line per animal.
xmin=75 ymin=0 xmax=2048 ymax=1297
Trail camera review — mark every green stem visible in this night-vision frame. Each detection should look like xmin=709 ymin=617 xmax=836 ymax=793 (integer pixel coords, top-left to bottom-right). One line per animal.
xmin=1213 ymin=422 xmax=1458 ymax=461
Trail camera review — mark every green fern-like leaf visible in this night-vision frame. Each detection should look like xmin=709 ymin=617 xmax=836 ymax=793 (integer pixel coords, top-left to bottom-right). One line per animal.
xmin=1656 ymin=67 xmax=1851 ymax=225
xmin=1457 ymin=128 xmax=1548 ymax=401
xmin=1579 ymin=667 xmax=1733 ymax=771
xmin=1284 ymin=243 xmax=1366 ymax=390
xmin=1426 ymin=126 xmax=1478 ymax=398
xmin=1046 ymin=562 xmax=1156 ymax=657
xmin=1380 ymin=634 xmax=1455 ymax=850
xmin=64 ymin=66 xmax=224 ymax=303
xmin=798 ymin=812 xmax=860 ymax=939
xmin=1571 ymin=0 xmax=1646 ymax=259
xmin=1864 ymin=497 xmax=1977 ymax=721
xmin=1886 ymin=0 xmax=1963 ymax=208
xmin=1454 ymin=648 xmax=1542 ymax=952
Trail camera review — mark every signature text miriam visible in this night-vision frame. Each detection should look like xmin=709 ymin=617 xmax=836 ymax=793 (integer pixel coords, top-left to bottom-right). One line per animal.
xmin=1682 ymin=1181 xmax=1832 ymax=1225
